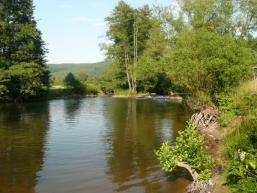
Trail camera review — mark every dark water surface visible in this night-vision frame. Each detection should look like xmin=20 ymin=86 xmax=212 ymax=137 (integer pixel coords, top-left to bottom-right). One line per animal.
xmin=0 ymin=97 xmax=191 ymax=193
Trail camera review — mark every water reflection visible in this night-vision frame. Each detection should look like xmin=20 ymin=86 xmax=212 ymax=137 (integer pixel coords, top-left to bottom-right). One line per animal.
xmin=0 ymin=103 xmax=50 ymax=193
xmin=0 ymin=98 xmax=191 ymax=193
xmin=104 ymin=99 xmax=191 ymax=193
xmin=64 ymin=99 xmax=82 ymax=122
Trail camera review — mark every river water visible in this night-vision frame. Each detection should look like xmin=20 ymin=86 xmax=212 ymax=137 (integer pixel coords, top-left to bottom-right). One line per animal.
xmin=0 ymin=97 xmax=191 ymax=193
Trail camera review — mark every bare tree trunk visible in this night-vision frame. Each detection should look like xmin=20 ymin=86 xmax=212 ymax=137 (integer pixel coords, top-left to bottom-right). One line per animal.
xmin=176 ymin=162 xmax=198 ymax=181
xmin=125 ymin=52 xmax=132 ymax=93
xmin=132 ymin=14 xmax=138 ymax=94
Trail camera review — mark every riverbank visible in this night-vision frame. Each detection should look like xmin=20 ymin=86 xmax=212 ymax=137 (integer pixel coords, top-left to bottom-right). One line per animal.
xmin=214 ymin=80 xmax=257 ymax=193
xmin=155 ymin=79 xmax=257 ymax=193
xmin=192 ymin=80 xmax=257 ymax=193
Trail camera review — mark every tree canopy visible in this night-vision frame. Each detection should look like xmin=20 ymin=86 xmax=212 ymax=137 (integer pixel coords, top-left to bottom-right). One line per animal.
xmin=0 ymin=0 xmax=49 ymax=101
xmin=103 ymin=0 xmax=257 ymax=100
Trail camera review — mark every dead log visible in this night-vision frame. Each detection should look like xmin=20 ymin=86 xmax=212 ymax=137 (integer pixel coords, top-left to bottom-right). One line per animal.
xmin=175 ymin=162 xmax=213 ymax=193
xmin=187 ymin=180 xmax=212 ymax=193
xmin=191 ymin=108 xmax=218 ymax=130
xmin=191 ymin=108 xmax=221 ymax=145
xmin=175 ymin=162 xmax=199 ymax=181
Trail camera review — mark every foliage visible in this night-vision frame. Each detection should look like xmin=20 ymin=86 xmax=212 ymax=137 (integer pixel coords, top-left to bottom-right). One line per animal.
xmin=48 ymin=61 xmax=111 ymax=79
xmin=165 ymin=28 xmax=252 ymax=96
xmin=155 ymin=122 xmax=215 ymax=180
xmin=0 ymin=62 xmax=49 ymax=100
xmin=103 ymin=0 xmax=256 ymax=99
xmin=104 ymin=1 xmax=154 ymax=94
xmin=136 ymin=19 xmax=169 ymax=94
xmin=63 ymin=73 xmax=85 ymax=95
xmin=85 ymin=83 xmax=100 ymax=95
xmin=0 ymin=0 xmax=49 ymax=100
xmin=218 ymin=93 xmax=236 ymax=126
xmin=48 ymin=87 xmax=66 ymax=98
xmin=113 ymin=89 xmax=131 ymax=96
xmin=232 ymin=80 xmax=257 ymax=117
xmin=224 ymin=119 xmax=257 ymax=193
xmin=186 ymin=91 xmax=214 ymax=110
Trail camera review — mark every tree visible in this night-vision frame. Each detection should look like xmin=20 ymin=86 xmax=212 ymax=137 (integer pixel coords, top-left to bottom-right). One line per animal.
xmin=164 ymin=28 xmax=252 ymax=97
xmin=178 ymin=0 xmax=234 ymax=34
xmin=235 ymin=0 xmax=257 ymax=39
xmin=0 ymin=63 xmax=49 ymax=100
xmin=103 ymin=0 xmax=256 ymax=99
xmin=78 ymin=72 xmax=89 ymax=82
xmin=136 ymin=18 xmax=169 ymax=94
xmin=63 ymin=73 xmax=85 ymax=94
xmin=0 ymin=0 xmax=49 ymax=100
xmin=104 ymin=1 xmax=153 ymax=94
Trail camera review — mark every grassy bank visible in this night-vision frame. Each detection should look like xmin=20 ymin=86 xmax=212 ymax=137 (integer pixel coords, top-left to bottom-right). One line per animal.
xmin=214 ymin=80 xmax=257 ymax=193
xmin=48 ymin=84 xmax=102 ymax=99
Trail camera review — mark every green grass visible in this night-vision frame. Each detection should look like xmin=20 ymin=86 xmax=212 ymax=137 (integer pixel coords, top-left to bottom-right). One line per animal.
xmin=217 ymin=80 xmax=257 ymax=193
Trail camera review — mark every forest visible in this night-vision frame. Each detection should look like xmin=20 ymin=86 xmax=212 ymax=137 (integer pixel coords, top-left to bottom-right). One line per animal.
xmin=0 ymin=0 xmax=257 ymax=193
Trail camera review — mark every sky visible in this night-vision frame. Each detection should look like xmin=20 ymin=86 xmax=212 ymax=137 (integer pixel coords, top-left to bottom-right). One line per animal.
xmin=34 ymin=0 xmax=173 ymax=64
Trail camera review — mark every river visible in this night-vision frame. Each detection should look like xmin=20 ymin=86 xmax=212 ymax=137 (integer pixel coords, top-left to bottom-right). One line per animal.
xmin=0 ymin=97 xmax=191 ymax=193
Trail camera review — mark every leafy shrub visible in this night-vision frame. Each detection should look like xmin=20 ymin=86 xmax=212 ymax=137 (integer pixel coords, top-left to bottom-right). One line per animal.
xmin=236 ymin=94 xmax=257 ymax=117
xmin=218 ymin=93 xmax=236 ymax=126
xmin=225 ymin=119 xmax=257 ymax=193
xmin=114 ymin=89 xmax=131 ymax=96
xmin=186 ymin=91 xmax=213 ymax=110
xmin=48 ymin=87 xmax=66 ymax=98
xmin=63 ymin=73 xmax=85 ymax=95
xmin=155 ymin=122 xmax=215 ymax=180
xmin=230 ymin=177 xmax=257 ymax=193
xmin=233 ymin=80 xmax=257 ymax=117
xmin=165 ymin=29 xmax=252 ymax=98
xmin=86 ymin=83 xmax=99 ymax=95
xmin=0 ymin=63 xmax=49 ymax=100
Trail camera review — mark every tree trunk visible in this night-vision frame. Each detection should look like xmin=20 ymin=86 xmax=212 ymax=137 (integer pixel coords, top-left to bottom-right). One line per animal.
xmin=125 ymin=52 xmax=132 ymax=93
xmin=132 ymin=14 xmax=138 ymax=94
xmin=176 ymin=162 xmax=199 ymax=181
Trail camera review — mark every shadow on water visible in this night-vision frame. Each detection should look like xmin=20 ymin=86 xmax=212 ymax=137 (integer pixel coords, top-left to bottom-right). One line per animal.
xmin=0 ymin=103 xmax=50 ymax=193
xmin=103 ymin=98 xmax=191 ymax=193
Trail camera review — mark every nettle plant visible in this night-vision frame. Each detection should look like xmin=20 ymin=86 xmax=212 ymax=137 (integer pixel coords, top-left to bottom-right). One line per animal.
xmin=155 ymin=122 xmax=215 ymax=181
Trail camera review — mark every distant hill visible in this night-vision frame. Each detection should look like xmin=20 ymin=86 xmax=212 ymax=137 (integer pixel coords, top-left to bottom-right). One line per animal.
xmin=48 ymin=61 xmax=111 ymax=78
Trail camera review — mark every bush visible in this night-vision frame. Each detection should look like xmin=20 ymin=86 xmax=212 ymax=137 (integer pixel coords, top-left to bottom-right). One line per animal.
xmin=233 ymin=80 xmax=257 ymax=117
xmin=0 ymin=62 xmax=49 ymax=100
xmin=85 ymin=83 xmax=99 ymax=95
xmin=114 ymin=89 xmax=131 ymax=96
xmin=165 ymin=29 xmax=252 ymax=98
xmin=218 ymin=93 xmax=236 ymax=126
xmin=63 ymin=73 xmax=85 ymax=95
xmin=225 ymin=119 xmax=257 ymax=193
xmin=186 ymin=91 xmax=214 ymax=110
xmin=230 ymin=177 xmax=257 ymax=193
xmin=155 ymin=122 xmax=215 ymax=180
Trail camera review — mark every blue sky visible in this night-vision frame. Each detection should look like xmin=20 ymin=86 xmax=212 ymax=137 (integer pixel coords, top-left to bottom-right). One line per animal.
xmin=34 ymin=0 xmax=173 ymax=64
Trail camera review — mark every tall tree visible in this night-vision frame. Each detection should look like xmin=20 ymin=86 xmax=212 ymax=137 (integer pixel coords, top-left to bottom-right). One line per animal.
xmin=136 ymin=18 xmax=169 ymax=93
xmin=104 ymin=1 xmax=153 ymax=94
xmin=0 ymin=0 xmax=49 ymax=100
xmin=178 ymin=0 xmax=234 ymax=34
xmin=235 ymin=0 xmax=257 ymax=39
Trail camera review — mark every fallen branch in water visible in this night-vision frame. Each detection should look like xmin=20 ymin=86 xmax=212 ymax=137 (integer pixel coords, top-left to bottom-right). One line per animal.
xmin=175 ymin=162 xmax=199 ymax=181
